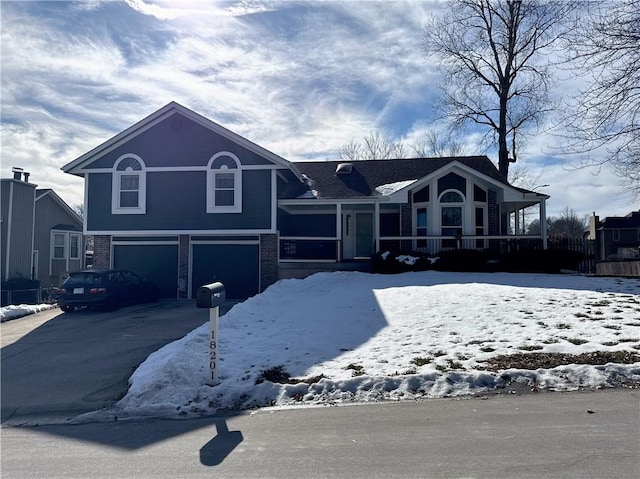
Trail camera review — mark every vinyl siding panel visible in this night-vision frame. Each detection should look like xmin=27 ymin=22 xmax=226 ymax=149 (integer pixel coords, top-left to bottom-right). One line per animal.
xmin=89 ymin=113 xmax=274 ymax=169
xmin=87 ymin=169 xmax=272 ymax=232
xmin=34 ymin=194 xmax=83 ymax=287
xmin=1 ymin=181 xmax=36 ymax=281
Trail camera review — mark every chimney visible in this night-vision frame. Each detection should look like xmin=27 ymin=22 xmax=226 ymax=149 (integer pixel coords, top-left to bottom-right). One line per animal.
xmin=23 ymin=172 xmax=31 ymax=183
xmin=12 ymin=167 xmax=23 ymax=181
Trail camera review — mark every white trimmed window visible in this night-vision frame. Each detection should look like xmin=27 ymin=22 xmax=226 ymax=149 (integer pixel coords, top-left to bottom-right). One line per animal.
xmin=440 ymin=190 xmax=464 ymax=248
xmin=112 ymin=154 xmax=146 ymax=214
xmin=70 ymin=234 xmax=81 ymax=260
xmin=207 ymin=152 xmax=242 ymax=213
xmin=52 ymin=232 xmax=66 ymax=259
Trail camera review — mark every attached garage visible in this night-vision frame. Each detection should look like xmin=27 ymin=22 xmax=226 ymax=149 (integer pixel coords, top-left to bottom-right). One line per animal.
xmin=191 ymin=243 xmax=259 ymax=300
xmin=113 ymin=243 xmax=179 ymax=299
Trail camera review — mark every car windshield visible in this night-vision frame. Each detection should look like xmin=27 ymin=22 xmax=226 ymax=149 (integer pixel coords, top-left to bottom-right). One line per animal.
xmin=64 ymin=273 xmax=104 ymax=286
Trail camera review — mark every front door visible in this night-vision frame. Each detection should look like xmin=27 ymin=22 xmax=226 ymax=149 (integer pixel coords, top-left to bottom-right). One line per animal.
xmin=342 ymin=212 xmax=374 ymax=260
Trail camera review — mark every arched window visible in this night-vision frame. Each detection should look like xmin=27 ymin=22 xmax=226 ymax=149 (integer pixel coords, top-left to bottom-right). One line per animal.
xmin=112 ymin=154 xmax=146 ymax=214
xmin=439 ymin=189 xmax=464 ymax=247
xmin=207 ymin=152 xmax=242 ymax=213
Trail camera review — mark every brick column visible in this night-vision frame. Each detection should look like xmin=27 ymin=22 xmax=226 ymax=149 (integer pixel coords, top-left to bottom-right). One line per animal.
xmin=178 ymin=235 xmax=189 ymax=299
xmin=92 ymin=235 xmax=111 ymax=269
xmin=260 ymin=233 xmax=278 ymax=292
xmin=488 ymin=190 xmax=499 ymax=235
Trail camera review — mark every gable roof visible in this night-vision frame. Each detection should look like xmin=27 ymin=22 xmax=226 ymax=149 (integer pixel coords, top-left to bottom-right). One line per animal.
xmin=290 ymin=156 xmax=517 ymax=199
xmin=35 ymin=188 xmax=83 ymax=227
xmin=599 ymin=211 xmax=640 ymax=229
xmin=62 ymin=101 xmax=302 ymax=179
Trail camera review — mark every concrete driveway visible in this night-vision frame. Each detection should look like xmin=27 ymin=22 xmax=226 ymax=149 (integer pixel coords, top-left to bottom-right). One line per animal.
xmin=1 ymin=301 xmax=219 ymax=425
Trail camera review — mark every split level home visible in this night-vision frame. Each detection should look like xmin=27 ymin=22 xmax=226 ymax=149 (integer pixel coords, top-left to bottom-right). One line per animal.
xmin=1 ymin=168 xmax=84 ymax=293
xmin=62 ymin=102 xmax=549 ymax=300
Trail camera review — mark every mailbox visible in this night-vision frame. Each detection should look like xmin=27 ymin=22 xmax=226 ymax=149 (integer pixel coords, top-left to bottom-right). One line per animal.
xmin=196 ymin=282 xmax=226 ymax=309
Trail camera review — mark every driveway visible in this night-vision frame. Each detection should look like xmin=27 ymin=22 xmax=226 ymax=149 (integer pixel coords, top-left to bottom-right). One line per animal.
xmin=1 ymin=301 xmax=218 ymax=425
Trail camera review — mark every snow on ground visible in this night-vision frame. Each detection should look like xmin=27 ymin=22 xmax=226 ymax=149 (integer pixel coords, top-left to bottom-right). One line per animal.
xmin=0 ymin=303 xmax=56 ymax=322
xmin=107 ymin=272 xmax=640 ymax=419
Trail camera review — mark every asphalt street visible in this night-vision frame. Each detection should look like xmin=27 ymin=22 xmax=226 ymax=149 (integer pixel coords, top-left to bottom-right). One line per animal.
xmin=1 ymin=389 xmax=639 ymax=479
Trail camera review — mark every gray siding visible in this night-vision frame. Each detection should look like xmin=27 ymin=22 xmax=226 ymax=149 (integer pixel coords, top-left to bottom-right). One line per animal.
xmin=87 ymin=170 xmax=272 ymax=232
xmin=1 ymin=180 xmax=36 ymax=281
xmin=34 ymin=194 xmax=83 ymax=287
xmin=88 ymin=113 xmax=274 ymax=169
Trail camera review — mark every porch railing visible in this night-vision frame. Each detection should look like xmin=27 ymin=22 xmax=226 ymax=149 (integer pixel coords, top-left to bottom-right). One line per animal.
xmin=279 ymin=237 xmax=341 ymax=262
xmin=278 ymin=235 xmax=595 ymax=273
xmin=279 ymin=235 xmax=547 ymax=262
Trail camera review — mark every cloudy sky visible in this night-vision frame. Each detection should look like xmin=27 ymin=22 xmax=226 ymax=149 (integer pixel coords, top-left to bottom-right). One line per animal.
xmin=1 ymin=0 xmax=636 ymax=219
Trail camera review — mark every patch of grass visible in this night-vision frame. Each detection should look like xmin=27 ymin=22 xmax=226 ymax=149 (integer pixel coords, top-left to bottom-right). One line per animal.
xmin=299 ymin=374 xmax=326 ymax=385
xmin=542 ymin=338 xmax=559 ymax=344
xmin=589 ymin=300 xmax=611 ymax=307
xmin=480 ymin=346 xmax=496 ymax=352
xmin=601 ymin=341 xmax=619 ymax=346
xmin=411 ymin=356 xmax=432 ymax=367
xmin=603 ymin=324 xmax=622 ymax=330
xmin=519 ymin=344 xmax=544 ymax=351
xmin=256 ymin=365 xmax=291 ymax=385
xmin=432 ymin=350 xmax=447 ymax=357
xmin=345 ymin=363 xmax=365 ymax=377
xmin=482 ymin=351 xmax=640 ymax=371
xmin=574 ymin=312 xmax=589 ymax=318
xmin=565 ymin=338 xmax=589 ymax=345
xmin=556 ymin=323 xmax=572 ymax=330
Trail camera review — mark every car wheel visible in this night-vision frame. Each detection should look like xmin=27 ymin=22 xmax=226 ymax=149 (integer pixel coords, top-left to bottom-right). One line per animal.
xmin=61 ymin=305 xmax=75 ymax=313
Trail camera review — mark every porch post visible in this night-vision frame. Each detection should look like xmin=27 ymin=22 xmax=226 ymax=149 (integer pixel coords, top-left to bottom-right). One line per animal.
xmin=540 ymin=198 xmax=548 ymax=250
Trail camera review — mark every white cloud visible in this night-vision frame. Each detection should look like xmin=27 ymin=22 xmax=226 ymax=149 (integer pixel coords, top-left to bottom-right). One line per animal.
xmin=0 ymin=1 xmax=632 ymax=218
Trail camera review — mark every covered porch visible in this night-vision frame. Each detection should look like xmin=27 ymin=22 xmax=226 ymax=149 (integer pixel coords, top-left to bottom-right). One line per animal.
xmin=277 ymin=193 xmax=548 ymax=265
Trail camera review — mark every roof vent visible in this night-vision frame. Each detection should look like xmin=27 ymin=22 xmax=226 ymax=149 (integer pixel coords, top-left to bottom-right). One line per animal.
xmin=335 ymin=163 xmax=353 ymax=175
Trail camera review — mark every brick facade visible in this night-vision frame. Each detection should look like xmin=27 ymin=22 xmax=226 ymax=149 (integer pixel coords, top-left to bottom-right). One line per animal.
xmin=260 ymin=234 xmax=279 ymax=292
xmin=92 ymin=235 xmax=111 ymax=269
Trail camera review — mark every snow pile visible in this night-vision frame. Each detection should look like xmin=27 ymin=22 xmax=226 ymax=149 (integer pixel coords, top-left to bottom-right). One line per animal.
xmin=375 ymin=180 xmax=416 ymax=196
xmin=0 ymin=303 xmax=56 ymax=322
xmin=111 ymin=271 xmax=640 ymax=419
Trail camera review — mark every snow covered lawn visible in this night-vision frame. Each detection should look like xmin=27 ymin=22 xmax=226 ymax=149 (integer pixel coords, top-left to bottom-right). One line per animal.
xmin=110 ymin=271 xmax=640 ymax=419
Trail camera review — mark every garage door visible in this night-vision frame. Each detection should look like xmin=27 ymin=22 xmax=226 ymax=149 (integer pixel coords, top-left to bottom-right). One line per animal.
xmin=113 ymin=244 xmax=178 ymax=299
xmin=192 ymin=244 xmax=259 ymax=300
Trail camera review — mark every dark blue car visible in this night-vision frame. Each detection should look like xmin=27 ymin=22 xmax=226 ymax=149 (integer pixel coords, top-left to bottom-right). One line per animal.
xmin=58 ymin=269 xmax=159 ymax=312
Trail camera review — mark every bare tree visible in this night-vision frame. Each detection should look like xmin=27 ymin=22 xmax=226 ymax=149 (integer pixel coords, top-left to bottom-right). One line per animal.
xmin=341 ymin=130 xmax=468 ymax=161
xmin=526 ymin=206 xmax=587 ymax=238
xmin=340 ymin=132 xmax=409 ymax=161
xmin=411 ymin=131 xmax=469 ymax=158
xmin=73 ymin=203 xmax=84 ymax=219
xmin=423 ymin=0 xmax=575 ymax=180
xmin=561 ymin=0 xmax=640 ymax=200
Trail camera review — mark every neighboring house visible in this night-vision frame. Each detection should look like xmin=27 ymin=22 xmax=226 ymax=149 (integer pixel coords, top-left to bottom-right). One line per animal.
xmin=62 ymin=102 xmax=549 ymax=300
xmin=1 ymin=169 xmax=36 ymax=282
xmin=589 ymin=211 xmax=640 ymax=261
xmin=1 ymin=168 xmax=84 ymax=287
xmin=34 ymin=189 xmax=84 ymax=287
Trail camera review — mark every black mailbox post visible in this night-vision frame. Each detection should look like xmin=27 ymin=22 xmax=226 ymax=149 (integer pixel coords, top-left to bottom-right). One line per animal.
xmin=196 ymin=282 xmax=225 ymax=384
